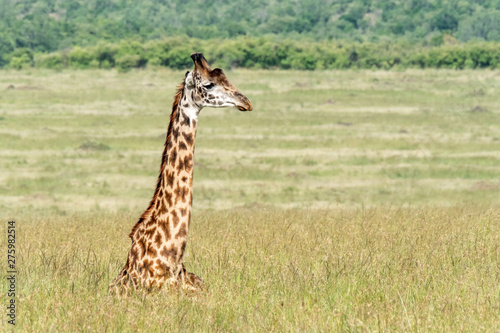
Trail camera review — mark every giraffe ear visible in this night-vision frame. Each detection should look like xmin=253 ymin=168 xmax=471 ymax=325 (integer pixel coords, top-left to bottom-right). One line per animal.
xmin=185 ymin=71 xmax=195 ymax=90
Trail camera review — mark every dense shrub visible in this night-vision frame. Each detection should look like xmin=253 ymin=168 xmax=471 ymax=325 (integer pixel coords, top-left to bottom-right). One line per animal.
xmin=95 ymin=42 xmax=117 ymax=69
xmin=68 ymin=47 xmax=94 ymax=69
xmin=116 ymin=54 xmax=141 ymax=72
xmin=35 ymin=53 xmax=63 ymax=69
xmin=8 ymin=48 xmax=34 ymax=69
xmin=13 ymin=38 xmax=500 ymax=71
xmin=115 ymin=41 xmax=147 ymax=68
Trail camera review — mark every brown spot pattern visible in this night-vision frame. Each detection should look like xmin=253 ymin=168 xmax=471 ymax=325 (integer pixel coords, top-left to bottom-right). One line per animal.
xmin=180 ymin=207 xmax=187 ymax=217
xmin=154 ymin=232 xmax=163 ymax=247
xmin=176 ymin=223 xmax=187 ymax=239
xmin=169 ymin=147 xmax=177 ymax=166
xmin=176 ymin=159 xmax=185 ymax=173
xmin=160 ymin=245 xmax=178 ymax=260
xmin=167 ymin=171 xmax=175 ymax=187
xmin=183 ymin=132 xmax=194 ymax=146
xmin=145 ymin=227 xmax=155 ymax=238
xmin=177 ymin=186 xmax=189 ymax=203
xmin=159 ymin=218 xmax=171 ymax=240
xmin=172 ymin=127 xmax=179 ymax=140
xmin=141 ymin=259 xmax=153 ymax=278
xmin=155 ymin=259 xmax=169 ymax=276
xmin=181 ymin=111 xmax=190 ymax=126
xmin=137 ymin=239 xmax=146 ymax=255
xmin=146 ymin=243 xmax=157 ymax=257
xmin=172 ymin=210 xmax=180 ymax=227
xmin=183 ymin=155 xmax=193 ymax=172
xmin=165 ymin=192 xmax=173 ymax=206
xmin=158 ymin=200 xmax=168 ymax=215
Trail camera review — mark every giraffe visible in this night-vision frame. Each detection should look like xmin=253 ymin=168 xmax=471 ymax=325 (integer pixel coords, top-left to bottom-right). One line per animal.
xmin=109 ymin=53 xmax=252 ymax=296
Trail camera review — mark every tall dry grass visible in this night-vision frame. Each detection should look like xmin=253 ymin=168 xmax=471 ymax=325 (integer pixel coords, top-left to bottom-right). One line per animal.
xmin=1 ymin=207 xmax=498 ymax=331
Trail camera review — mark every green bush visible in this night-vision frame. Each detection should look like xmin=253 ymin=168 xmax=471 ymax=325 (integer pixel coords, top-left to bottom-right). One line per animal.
xmin=116 ymin=54 xmax=141 ymax=72
xmin=10 ymin=55 xmax=32 ymax=69
xmin=35 ymin=53 xmax=63 ymax=69
xmin=68 ymin=47 xmax=95 ymax=69
xmin=95 ymin=42 xmax=117 ymax=69
xmin=164 ymin=46 xmax=194 ymax=69
xmin=116 ymin=40 xmax=146 ymax=68
xmin=7 ymin=38 xmax=500 ymax=71
xmin=8 ymin=48 xmax=34 ymax=69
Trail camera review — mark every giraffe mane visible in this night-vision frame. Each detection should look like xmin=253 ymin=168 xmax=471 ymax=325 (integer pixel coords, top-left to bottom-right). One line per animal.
xmin=128 ymin=78 xmax=186 ymax=240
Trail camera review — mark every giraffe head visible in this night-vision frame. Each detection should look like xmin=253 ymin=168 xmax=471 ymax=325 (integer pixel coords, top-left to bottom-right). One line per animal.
xmin=185 ymin=53 xmax=252 ymax=112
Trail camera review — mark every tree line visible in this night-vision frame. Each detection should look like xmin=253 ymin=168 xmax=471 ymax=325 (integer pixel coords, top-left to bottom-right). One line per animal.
xmin=1 ymin=0 xmax=499 ymax=61
xmin=6 ymin=37 xmax=500 ymax=71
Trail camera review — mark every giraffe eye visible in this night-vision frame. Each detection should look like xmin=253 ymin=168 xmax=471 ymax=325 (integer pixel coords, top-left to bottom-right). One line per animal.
xmin=203 ymin=83 xmax=215 ymax=90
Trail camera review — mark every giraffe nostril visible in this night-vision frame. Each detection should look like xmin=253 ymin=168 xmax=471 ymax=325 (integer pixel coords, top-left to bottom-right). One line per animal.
xmin=241 ymin=98 xmax=252 ymax=111
xmin=237 ymin=102 xmax=252 ymax=111
xmin=234 ymin=93 xmax=252 ymax=111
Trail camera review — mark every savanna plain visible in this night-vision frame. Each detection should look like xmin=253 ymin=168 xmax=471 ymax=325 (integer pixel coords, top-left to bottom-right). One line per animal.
xmin=0 ymin=68 xmax=499 ymax=332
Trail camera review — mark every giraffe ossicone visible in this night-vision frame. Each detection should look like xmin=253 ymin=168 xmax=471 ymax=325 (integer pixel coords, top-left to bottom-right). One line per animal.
xmin=109 ymin=53 xmax=252 ymax=296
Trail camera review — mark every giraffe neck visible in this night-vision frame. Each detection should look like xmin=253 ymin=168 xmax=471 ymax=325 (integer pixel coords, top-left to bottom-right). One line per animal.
xmin=156 ymin=97 xmax=198 ymax=209
xmin=155 ymin=104 xmax=198 ymax=219
xmin=129 ymin=83 xmax=200 ymax=267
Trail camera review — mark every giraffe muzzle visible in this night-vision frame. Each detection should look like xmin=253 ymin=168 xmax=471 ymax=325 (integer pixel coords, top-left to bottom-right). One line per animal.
xmin=235 ymin=94 xmax=253 ymax=111
xmin=237 ymin=103 xmax=252 ymax=112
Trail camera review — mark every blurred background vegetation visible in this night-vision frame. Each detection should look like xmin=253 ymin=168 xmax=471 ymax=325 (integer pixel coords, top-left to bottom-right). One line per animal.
xmin=1 ymin=0 xmax=500 ymax=70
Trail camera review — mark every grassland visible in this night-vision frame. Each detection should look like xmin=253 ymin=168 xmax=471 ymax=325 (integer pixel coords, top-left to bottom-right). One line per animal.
xmin=0 ymin=68 xmax=499 ymax=331
xmin=0 ymin=69 xmax=499 ymax=212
